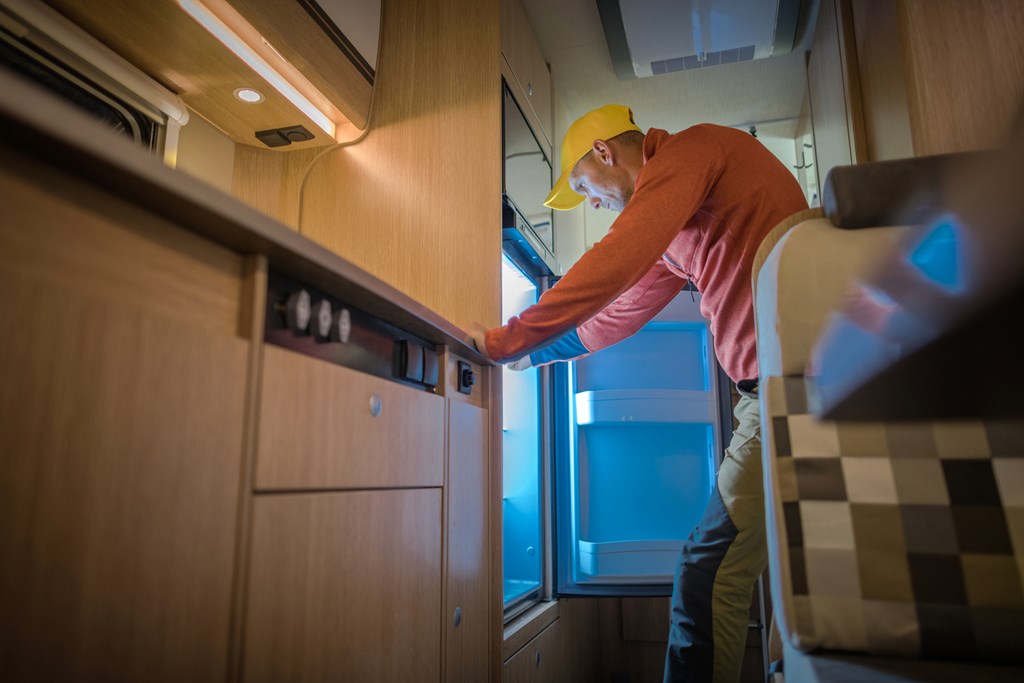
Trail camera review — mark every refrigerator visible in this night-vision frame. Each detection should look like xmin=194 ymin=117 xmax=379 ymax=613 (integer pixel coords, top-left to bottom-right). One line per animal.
xmin=500 ymin=255 xmax=733 ymax=610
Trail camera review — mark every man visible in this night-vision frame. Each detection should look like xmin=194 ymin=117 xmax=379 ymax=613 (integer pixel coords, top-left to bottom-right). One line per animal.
xmin=471 ymin=104 xmax=807 ymax=682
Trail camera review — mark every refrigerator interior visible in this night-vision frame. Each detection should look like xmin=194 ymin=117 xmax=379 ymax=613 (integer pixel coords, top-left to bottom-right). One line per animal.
xmin=566 ymin=292 xmax=720 ymax=585
xmin=501 ymin=254 xmax=543 ymax=608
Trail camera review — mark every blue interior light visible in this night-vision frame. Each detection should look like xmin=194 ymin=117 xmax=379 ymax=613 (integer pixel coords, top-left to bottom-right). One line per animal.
xmin=907 ymin=214 xmax=967 ymax=293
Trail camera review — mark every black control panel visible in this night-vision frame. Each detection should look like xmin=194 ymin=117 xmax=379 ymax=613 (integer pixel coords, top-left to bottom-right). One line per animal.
xmin=265 ymin=269 xmax=439 ymax=390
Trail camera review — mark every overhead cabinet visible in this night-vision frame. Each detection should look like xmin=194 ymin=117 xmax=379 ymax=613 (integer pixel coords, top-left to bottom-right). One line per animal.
xmin=35 ymin=0 xmax=377 ymax=146
xmin=501 ymin=0 xmax=553 ymax=154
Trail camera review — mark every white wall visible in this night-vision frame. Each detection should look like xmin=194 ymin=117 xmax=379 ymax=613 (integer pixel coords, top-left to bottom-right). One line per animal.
xmin=174 ymin=111 xmax=235 ymax=195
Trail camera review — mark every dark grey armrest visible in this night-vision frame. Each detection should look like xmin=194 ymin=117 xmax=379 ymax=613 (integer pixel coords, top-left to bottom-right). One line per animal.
xmin=822 ymin=151 xmax=993 ymax=229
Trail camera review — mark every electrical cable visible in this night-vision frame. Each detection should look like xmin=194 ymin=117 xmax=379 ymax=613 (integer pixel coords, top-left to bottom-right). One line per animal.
xmin=295 ymin=1 xmax=385 ymax=235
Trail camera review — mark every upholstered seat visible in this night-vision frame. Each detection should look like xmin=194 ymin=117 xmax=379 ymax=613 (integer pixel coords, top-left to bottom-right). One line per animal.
xmin=753 ymin=161 xmax=1024 ymax=682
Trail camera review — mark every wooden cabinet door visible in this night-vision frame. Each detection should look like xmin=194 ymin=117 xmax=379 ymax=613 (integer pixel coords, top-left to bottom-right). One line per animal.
xmin=243 ymin=489 xmax=443 ymax=682
xmin=807 ymin=0 xmax=867 ymax=189
xmin=500 ymin=0 xmax=553 ymax=150
xmin=444 ymin=400 xmax=490 ymax=682
xmin=503 ymin=620 xmax=565 ymax=683
xmin=0 ymin=156 xmax=248 ymax=682
xmin=256 ymin=344 xmax=445 ymax=490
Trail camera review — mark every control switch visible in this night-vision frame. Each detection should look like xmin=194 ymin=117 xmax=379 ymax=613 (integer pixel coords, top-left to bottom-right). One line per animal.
xmin=399 ymin=340 xmax=424 ymax=383
xmin=422 ymin=347 xmax=439 ymax=387
xmin=457 ymin=360 xmax=475 ymax=395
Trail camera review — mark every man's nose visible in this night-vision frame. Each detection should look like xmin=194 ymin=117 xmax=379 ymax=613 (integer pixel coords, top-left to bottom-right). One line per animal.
xmin=589 ymin=196 xmax=601 ymax=209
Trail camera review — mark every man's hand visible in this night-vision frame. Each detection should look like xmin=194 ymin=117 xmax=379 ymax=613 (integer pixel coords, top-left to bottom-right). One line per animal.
xmin=467 ymin=322 xmax=493 ymax=362
xmin=507 ymin=355 xmax=533 ymax=371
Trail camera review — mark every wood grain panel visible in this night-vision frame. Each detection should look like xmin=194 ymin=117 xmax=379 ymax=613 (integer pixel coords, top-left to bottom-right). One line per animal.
xmin=850 ymin=0 xmax=913 ymax=161
xmin=621 ymin=597 xmax=670 ymax=643
xmin=559 ymin=598 xmax=601 ymax=683
xmin=255 ymin=344 xmax=445 ymax=490
xmin=444 ymin=400 xmax=490 ymax=682
xmin=438 ymin=348 xmax=488 ymax=407
xmin=42 ymin=0 xmax=345 ymax=148
xmin=0 ymin=158 xmax=249 ymax=680
xmin=503 ymin=619 xmax=564 ymax=683
xmin=231 ymin=143 xmax=323 ymax=229
xmin=503 ymin=601 xmax=560 ymax=662
xmin=243 ymin=489 xmax=442 ymax=682
xmin=898 ymin=0 xmax=1024 ymax=156
xmin=226 ymin=255 xmax=268 ymax=683
xmin=0 ymin=146 xmax=243 ymax=337
xmin=299 ymin=0 xmax=502 ymax=332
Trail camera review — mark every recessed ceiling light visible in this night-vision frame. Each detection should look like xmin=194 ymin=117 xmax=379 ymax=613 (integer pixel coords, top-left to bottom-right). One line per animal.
xmin=234 ymin=87 xmax=264 ymax=103
xmin=178 ymin=0 xmax=336 ymax=138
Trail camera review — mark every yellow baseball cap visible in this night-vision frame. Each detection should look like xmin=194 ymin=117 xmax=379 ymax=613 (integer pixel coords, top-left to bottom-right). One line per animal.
xmin=544 ymin=104 xmax=642 ymax=210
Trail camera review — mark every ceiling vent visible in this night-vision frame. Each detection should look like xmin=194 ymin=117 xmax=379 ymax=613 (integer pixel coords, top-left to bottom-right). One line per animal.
xmin=597 ymin=0 xmax=816 ymax=80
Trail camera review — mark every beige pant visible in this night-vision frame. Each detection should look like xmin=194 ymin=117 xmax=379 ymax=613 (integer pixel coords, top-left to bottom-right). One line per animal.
xmin=665 ymin=392 xmax=767 ymax=683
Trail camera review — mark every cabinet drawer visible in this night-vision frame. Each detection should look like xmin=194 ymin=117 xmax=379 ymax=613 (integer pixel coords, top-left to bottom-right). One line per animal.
xmin=255 ymin=344 xmax=444 ymax=490
xmin=503 ymin=619 xmax=565 ymax=683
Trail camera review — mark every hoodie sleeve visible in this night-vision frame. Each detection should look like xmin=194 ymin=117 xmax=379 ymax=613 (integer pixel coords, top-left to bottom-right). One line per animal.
xmin=484 ymin=127 xmax=725 ymax=362
xmin=526 ymin=260 xmax=686 ymax=366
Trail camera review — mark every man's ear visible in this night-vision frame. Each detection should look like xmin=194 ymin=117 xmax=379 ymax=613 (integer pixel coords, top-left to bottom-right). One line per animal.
xmin=592 ymin=139 xmax=615 ymax=166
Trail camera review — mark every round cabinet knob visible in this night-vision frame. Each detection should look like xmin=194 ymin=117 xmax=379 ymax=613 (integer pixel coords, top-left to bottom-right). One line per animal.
xmin=368 ymin=395 xmax=382 ymax=417
xmin=330 ymin=308 xmax=352 ymax=344
xmin=285 ymin=290 xmax=311 ymax=334
xmin=311 ymin=299 xmax=332 ymax=342
xmin=453 ymin=607 xmax=462 ymax=627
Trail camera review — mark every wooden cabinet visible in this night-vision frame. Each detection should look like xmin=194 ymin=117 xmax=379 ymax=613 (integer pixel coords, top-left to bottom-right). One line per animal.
xmin=0 ymin=147 xmax=249 ymax=682
xmin=242 ymin=489 xmax=443 ymax=682
xmin=41 ymin=0 xmax=375 ymax=147
xmin=850 ymin=0 xmax=1024 ymax=160
xmin=255 ymin=344 xmax=445 ymax=490
xmin=1 ymin=59 xmax=498 ymax=682
xmin=501 ymin=0 xmax=553 ymax=153
xmin=444 ymin=399 xmax=491 ymax=682
xmin=224 ymin=0 xmax=376 ymax=131
xmin=503 ymin=620 xmax=565 ymax=683
xmin=809 ymin=0 xmax=1024 ymax=178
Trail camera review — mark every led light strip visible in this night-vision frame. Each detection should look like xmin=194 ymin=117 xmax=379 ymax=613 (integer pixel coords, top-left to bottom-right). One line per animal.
xmin=176 ymin=0 xmax=335 ymax=138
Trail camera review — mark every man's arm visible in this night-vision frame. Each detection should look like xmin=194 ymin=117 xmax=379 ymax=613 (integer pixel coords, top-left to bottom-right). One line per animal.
xmin=517 ymin=260 xmax=686 ymax=368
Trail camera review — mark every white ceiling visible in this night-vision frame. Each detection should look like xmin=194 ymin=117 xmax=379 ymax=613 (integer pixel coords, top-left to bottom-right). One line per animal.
xmin=520 ymin=0 xmax=813 ymax=140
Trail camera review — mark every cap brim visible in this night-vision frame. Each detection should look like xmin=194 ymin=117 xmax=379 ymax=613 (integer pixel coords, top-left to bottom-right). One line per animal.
xmin=544 ymin=165 xmax=585 ymax=210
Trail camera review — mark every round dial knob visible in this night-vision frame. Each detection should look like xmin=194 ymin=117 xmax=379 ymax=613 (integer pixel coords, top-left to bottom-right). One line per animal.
xmin=285 ymin=290 xmax=311 ymax=334
xmin=311 ymin=299 xmax=333 ymax=342
xmin=330 ymin=308 xmax=352 ymax=344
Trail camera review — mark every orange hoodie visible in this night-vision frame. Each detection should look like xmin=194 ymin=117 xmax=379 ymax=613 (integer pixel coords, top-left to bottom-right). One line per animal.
xmin=485 ymin=124 xmax=808 ymax=382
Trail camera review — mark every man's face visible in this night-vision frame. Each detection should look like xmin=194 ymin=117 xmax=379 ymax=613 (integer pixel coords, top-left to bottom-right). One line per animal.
xmin=568 ymin=150 xmax=634 ymax=212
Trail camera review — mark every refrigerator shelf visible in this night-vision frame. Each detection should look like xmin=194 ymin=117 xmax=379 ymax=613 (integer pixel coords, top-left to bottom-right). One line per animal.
xmin=575 ymin=389 xmax=718 ymax=425
xmin=578 ymin=539 xmax=683 ymax=584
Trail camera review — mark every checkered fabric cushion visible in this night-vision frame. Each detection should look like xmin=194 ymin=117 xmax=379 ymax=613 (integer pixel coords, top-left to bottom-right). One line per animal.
xmin=762 ymin=375 xmax=1024 ymax=663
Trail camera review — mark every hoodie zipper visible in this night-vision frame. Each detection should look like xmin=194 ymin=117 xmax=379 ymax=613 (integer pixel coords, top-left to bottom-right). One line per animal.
xmin=663 ymin=252 xmax=696 ymax=302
